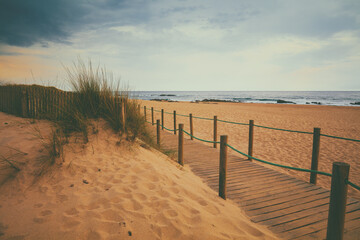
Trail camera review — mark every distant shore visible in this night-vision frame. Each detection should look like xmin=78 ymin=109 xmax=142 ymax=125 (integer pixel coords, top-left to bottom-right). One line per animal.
xmin=134 ymin=91 xmax=360 ymax=107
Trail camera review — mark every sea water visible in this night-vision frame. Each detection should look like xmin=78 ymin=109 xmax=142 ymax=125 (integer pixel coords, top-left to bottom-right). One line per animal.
xmin=132 ymin=91 xmax=360 ymax=106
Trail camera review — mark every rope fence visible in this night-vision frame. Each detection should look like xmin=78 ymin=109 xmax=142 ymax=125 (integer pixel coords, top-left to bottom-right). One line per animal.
xmin=147 ymin=104 xmax=359 ymax=239
xmin=144 ymin=105 xmax=360 ymax=192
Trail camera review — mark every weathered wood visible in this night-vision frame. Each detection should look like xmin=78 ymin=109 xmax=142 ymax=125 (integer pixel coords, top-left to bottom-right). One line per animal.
xmin=144 ymin=106 xmax=146 ymax=121
xmin=326 ymin=162 xmax=349 ymax=240
xmin=213 ymin=116 xmax=217 ymax=148
xmin=156 ymin=119 xmax=161 ymax=146
xmin=151 ymin=107 xmax=154 ymax=125
xmin=121 ymin=100 xmax=126 ymax=132
xmin=178 ymin=124 xmax=184 ymax=166
xmin=161 ymin=109 xmax=164 ymax=130
xmin=189 ymin=113 xmax=193 ymax=140
xmin=173 ymin=110 xmax=177 ymax=135
xmin=248 ymin=120 xmax=254 ymax=160
xmin=310 ymin=127 xmax=321 ymax=184
xmin=219 ymin=135 xmax=228 ymax=199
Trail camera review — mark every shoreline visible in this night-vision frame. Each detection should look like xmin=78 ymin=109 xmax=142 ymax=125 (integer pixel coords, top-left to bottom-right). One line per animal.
xmin=141 ymin=98 xmax=360 ymax=107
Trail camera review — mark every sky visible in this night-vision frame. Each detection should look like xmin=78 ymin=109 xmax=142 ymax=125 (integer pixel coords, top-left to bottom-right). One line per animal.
xmin=0 ymin=0 xmax=359 ymax=91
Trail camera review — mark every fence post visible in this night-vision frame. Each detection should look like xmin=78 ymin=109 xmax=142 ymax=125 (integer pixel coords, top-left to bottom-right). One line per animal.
xmin=310 ymin=127 xmax=321 ymax=184
xmin=189 ymin=113 xmax=193 ymax=140
xmin=248 ymin=120 xmax=254 ymax=161
xmin=21 ymin=89 xmax=28 ymax=117
xmin=219 ymin=135 xmax=228 ymax=200
xmin=144 ymin=106 xmax=146 ymax=121
xmin=121 ymin=100 xmax=126 ymax=132
xmin=173 ymin=111 xmax=177 ymax=135
xmin=326 ymin=162 xmax=349 ymax=240
xmin=213 ymin=116 xmax=217 ymax=148
xmin=151 ymin=107 xmax=154 ymax=125
xmin=161 ymin=109 xmax=164 ymax=130
xmin=156 ymin=120 xmax=161 ymax=146
xmin=178 ymin=124 xmax=184 ymax=166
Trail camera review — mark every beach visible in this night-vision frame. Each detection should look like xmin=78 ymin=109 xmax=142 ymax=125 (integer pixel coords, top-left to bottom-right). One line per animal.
xmin=141 ymin=100 xmax=360 ymax=200
xmin=0 ymin=112 xmax=278 ymax=240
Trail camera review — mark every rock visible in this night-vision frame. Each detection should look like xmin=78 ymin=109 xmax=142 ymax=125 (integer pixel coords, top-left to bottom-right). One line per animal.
xmin=350 ymin=102 xmax=360 ymax=105
xmin=311 ymin=102 xmax=321 ymax=105
xmin=277 ymin=100 xmax=295 ymax=104
xmin=159 ymin=94 xmax=176 ymax=96
xmin=83 ymin=179 xmax=89 ymax=184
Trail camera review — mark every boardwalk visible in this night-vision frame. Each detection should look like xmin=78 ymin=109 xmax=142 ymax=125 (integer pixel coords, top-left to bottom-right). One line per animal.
xmin=150 ymin=126 xmax=360 ymax=240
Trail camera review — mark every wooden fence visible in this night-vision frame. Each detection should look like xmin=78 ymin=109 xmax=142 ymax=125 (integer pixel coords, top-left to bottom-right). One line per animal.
xmin=0 ymin=85 xmax=128 ymax=122
xmin=0 ymin=85 xmax=72 ymax=120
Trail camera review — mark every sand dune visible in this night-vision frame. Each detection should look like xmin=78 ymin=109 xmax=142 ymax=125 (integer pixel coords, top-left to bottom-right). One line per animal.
xmin=142 ymin=101 xmax=360 ymax=200
xmin=0 ymin=112 xmax=278 ymax=240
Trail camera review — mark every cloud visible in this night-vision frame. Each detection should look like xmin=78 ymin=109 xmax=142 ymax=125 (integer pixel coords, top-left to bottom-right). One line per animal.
xmin=0 ymin=0 xmax=150 ymax=47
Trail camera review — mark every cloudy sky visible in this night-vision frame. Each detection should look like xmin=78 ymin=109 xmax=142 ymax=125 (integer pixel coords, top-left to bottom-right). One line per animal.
xmin=0 ymin=0 xmax=359 ymax=91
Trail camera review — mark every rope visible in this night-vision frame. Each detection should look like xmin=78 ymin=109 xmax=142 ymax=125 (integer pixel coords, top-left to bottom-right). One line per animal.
xmin=192 ymin=116 xmax=213 ymax=120
xmin=321 ymin=134 xmax=360 ymax=143
xmin=218 ymin=119 xmax=249 ymax=126
xmin=225 ymin=143 xmax=332 ymax=177
xmin=182 ymin=130 xmax=220 ymax=144
xmin=346 ymin=180 xmax=360 ymax=191
xmin=254 ymin=124 xmax=313 ymax=134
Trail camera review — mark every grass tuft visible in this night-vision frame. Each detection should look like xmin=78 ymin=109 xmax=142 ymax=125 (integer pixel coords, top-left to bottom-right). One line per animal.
xmin=58 ymin=58 xmax=151 ymax=145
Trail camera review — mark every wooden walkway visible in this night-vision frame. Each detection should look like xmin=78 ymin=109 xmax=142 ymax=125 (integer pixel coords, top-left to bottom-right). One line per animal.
xmin=151 ymin=126 xmax=360 ymax=240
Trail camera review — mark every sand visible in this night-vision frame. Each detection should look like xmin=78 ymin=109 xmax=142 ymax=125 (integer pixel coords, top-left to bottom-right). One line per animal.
xmin=0 ymin=112 xmax=278 ymax=240
xmin=142 ymin=100 xmax=360 ymax=200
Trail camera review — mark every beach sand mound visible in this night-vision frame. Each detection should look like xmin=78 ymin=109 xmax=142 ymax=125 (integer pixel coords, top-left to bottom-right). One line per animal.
xmin=0 ymin=112 xmax=278 ymax=240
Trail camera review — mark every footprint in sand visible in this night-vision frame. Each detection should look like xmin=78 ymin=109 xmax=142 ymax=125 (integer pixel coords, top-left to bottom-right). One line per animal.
xmin=159 ymin=190 xmax=170 ymax=198
xmin=62 ymin=217 xmax=81 ymax=229
xmin=34 ymin=203 xmax=43 ymax=208
xmin=164 ymin=209 xmax=178 ymax=218
xmin=133 ymin=193 xmax=147 ymax=201
xmin=33 ymin=217 xmax=45 ymax=224
xmin=57 ymin=194 xmax=68 ymax=203
xmin=40 ymin=210 xmax=53 ymax=216
xmin=64 ymin=208 xmax=79 ymax=216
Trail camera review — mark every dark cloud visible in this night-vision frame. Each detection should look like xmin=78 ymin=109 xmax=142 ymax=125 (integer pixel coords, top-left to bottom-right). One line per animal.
xmin=0 ymin=0 xmax=149 ymax=47
xmin=0 ymin=0 xmax=87 ymax=46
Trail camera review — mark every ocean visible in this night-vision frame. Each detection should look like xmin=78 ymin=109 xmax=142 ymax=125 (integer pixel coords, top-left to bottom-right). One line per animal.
xmin=132 ymin=91 xmax=360 ymax=107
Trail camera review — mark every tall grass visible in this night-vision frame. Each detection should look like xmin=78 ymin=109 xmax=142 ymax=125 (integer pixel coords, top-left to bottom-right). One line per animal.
xmin=58 ymin=59 xmax=151 ymax=144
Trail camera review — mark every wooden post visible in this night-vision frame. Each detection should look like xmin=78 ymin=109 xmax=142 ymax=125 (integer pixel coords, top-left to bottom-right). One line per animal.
xmin=156 ymin=120 xmax=161 ymax=146
xmin=219 ymin=135 xmax=228 ymax=200
xmin=151 ymin=107 xmax=154 ymax=125
xmin=310 ymin=128 xmax=321 ymax=184
xmin=213 ymin=116 xmax=217 ymax=148
xmin=21 ymin=89 xmax=28 ymax=117
xmin=121 ymin=100 xmax=126 ymax=132
xmin=248 ymin=120 xmax=254 ymax=161
xmin=189 ymin=113 xmax=193 ymax=140
xmin=173 ymin=110 xmax=177 ymax=135
xmin=144 ymin=106 xmax=146 ymax=121
xmin=178 ymin=124 xmax=184 ymax=166
xmin=326 ymin=162 xmax=349 ymax=240
xmin=161 ymin=109 xmax=164 ymax=130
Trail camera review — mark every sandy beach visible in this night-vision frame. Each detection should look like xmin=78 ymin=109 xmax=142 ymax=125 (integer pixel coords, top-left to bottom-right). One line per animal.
xmin=0 ymin=112 xmax=278 ymax=240
xmin=142 ymin=100 xmax=360 ymax=200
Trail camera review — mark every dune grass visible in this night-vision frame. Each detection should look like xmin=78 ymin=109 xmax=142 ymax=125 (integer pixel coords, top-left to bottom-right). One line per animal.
xmin=57 ymin=58 xmax=152 ymax=145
